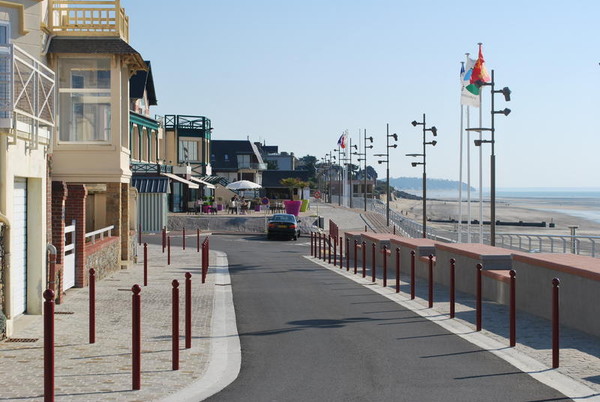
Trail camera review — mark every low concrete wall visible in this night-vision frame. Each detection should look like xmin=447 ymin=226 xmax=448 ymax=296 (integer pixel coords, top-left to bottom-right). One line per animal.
xmin=512 ymin=253 xmax=600 ymax=338
xmin=169 ymin=215 xmax=268 ymax=233
xmin=390 ymin=238 xmax=437 ymax=281
xmin=85 ymin=237 xmax=120 ymax=281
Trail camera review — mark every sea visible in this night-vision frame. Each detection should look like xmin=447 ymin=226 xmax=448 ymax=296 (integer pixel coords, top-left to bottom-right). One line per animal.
xmin=401 ymin=188 xmax=600 ymax=224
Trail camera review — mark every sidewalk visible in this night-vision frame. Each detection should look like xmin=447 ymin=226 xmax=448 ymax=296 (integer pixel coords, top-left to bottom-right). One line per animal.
xmin=0 ymin=236 xmax=223 ymax=401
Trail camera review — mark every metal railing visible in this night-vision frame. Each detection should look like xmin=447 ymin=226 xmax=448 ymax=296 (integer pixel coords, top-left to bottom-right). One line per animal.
xmin=85 ymin=225 xmax=115 ymax=244
xmin=48 ymin=0 xmax=129 ymax=42
xmin=0 ymin=44 xmax=55 ymax=148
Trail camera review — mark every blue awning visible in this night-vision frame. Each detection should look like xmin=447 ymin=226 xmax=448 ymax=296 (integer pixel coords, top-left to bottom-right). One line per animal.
xmin=132 ymin=177 xmax=169 ymax=193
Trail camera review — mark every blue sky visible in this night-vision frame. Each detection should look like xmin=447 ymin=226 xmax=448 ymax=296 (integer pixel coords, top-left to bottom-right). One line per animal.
xmin=125 ymin=0 xmax=600 ymax=189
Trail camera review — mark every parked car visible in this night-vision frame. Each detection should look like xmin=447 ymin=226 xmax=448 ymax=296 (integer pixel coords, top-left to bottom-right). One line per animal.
xmin=267 ymin=213 xmax=301 ymax=240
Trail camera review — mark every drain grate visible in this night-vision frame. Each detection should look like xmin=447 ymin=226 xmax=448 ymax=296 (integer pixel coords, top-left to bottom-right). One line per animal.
xmin=55 ymin=311 xmax=74 ymax=315
xmin=6 ymin=338 xmax=39 ymax=343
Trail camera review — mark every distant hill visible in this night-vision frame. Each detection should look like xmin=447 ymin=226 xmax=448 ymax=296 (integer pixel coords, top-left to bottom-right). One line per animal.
xmin=389 ymin=177 xmax=474 ymax=191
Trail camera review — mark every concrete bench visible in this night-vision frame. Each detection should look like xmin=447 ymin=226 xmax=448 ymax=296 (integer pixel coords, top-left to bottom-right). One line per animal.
xmin=390 ymin=238 xmax=438 ymax=280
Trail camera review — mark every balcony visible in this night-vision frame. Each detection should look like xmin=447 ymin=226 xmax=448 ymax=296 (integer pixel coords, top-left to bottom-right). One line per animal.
xmin=47 ymin=0 xmax=129 ymax=42
xmin=0 ymin=44 xmax=55 ymax=147
xmin=164 ymin=115 xmax=212 ymax=138
xmin=238 ymin=161 xmax=268 ymax=170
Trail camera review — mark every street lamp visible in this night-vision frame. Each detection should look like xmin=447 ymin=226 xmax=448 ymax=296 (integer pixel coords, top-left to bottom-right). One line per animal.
xmin=324 ymin=153 xmax=335 ymax=203
xmin=374 ymin=123 xmax=398 ymax=226
xmin=408 ymin=113 xmax=438 ymax=238
xmin=471 ymin=69 xmax=511 ymax=246
xmin=352 ymin=130 xmax=373 ymax=211
xmin=349 ymin=141 xmax=357 ymax=208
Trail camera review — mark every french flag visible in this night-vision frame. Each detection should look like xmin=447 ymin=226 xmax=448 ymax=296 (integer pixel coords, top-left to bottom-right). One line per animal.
xmin=337 ymin=133 xmax=347 ymax=149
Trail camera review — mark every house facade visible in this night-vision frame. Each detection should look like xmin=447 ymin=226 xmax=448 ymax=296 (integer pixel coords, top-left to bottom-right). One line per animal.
xmin=211 ymin=140 xmax=266 ymax=185
xmin=0 ymin=0 xmax=56 ymax=337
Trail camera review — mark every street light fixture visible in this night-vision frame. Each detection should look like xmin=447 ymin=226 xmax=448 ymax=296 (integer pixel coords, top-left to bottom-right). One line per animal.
xmin=471 ymin=69 xmax=511 ymax=246
xmin=408 ymin=113 xmax=439 ymax=238
xmin=352 ymin=130 xmax=373 ymax=211
xmin=373 ymin=123 xmax=398 ymax=226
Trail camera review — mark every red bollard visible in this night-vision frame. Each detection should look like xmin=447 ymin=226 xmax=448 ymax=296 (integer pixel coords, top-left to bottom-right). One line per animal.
xmin=89 ymin=269 xmax=96 ymax=344
xmin=197 ymin=228 xmax=200 ymax=253
xmin=328 ymin=235 xmax=332 ymax=264
xmin=339 ymin=236 xmax=343 ymax=269
xmin=168 ymin=236 xmax=171 ymax=266
xmin=162 ymin=226 xmax=166 ymax=253
xmin=509 ymin=269 xmax=516 ymax=347
xmin=185 ymin=273 xmax=192 ymax=349
xmin=333 ymin=237 xmax=337 ymax=266
xmin=450 ymin=258 xmax=456 ymax=318
xmin=395 ymin=248 xmax=400 ymax=293
xmin=143 ymin=243 xmax=148 ymax=287
xmin=428 ymin=254 xmax=434 ymax=308
xmin=183 ymin=227 xmax=186 ymax=250
xmin=318 ymin=233 xmax=322 ymax=260
xmin=44 ymin=289 xmax=55 ymax=402
xmin=354 ymin=240 xmax=358 ymax=274
xmin=362 ymin=241 xmax=366 ymax=278
xmin=383 ymin=245 xmax=388 ymax=288
xmin=138 ymin=223 xmax=142 ymax=245
xmin=552 ymin=277 xmax=560 ymax=368
xmin=132 ymin=284 xmax=141 ymax=390
xmin=346 ymin=238 xmax=350 ymax=272
xmin=172 ymin=280 xmax=180 ymax=370
xmin=371 ymin=243 xmax=376 ymax=283
xmin=476 ymin=263 xmax=482 ymax=331
xmin=310 ymin=232 xmax=314 ymax=256
xmin=364 ymin=225 xmax=367 ymax=232
xmin=410 ymin=251 xmax=415 ymax=300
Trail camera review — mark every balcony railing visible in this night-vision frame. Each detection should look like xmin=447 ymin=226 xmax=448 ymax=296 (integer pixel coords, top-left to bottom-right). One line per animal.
xmin=47 ymin=0 xmax=129 ymax=42
xmin=0 ymin=44 xmax=55 ymax=148
xmin=131 ymin=161 xmax=173 ymax=175
xmin=237 ymin=162 xmax=268 ymax=170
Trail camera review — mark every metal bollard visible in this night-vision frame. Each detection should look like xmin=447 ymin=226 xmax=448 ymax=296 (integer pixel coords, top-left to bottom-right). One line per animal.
xmin=89 ymin=269 xmax=96 ymax=344
xmin=197 ymin=228 xmax=200 ymax=252
xmin=393 ymin=225 xmax=396 ymax=235
xmin=185 ymin=273 xmax=192 ymax=349
xmin=318 ymin=233 xmax=322 ymax=260
xmin=168 ymin=236 xmax=171 ymax=266
xmin=172 ymin=280 xmax=180 ymax=370
xmin=132 ymin=285 xmax=142 ymax=390
xmin=48 ymin=252 xmax=57 ymax=294
xmin=371 ymin=243 xmax=376 ymax=283
xmin=339 ymin=236 xmax=343 ymax=269
xmin=552 ymin=278 xmax=560 ymax=368
xmin=383 ymin=245 xmax=388 ymax=288
xmin=450 ymin=258 xmax=456 ymax=318
xmin=354 ymin=240 xmax=358 ymax=274
xmin=362 ymin=241 xmax=366 ymax=278
xmin=143 ymin=243 xmax=148 ymax=287
xmin=395 ymin=248 xmax=400 ymax=293
xmin=310 ymin=232 xmax=314 ymax=256
xmin=333 ymin=237 xmax=337 ymax=266
xmin=346 ymin=238 xmax=350 ymax=272
xmin=183 ymin=227 xmax=186 ymax=250
xmin=328 ymin=235 xmax=332 ymax=264
xmin=428 ymin=254 xmax=434 ymax=308
xmin=476 ymin=263 xmax=482 ymax=331
xmin=44 ymin=289 xmax=55 ymax=402
xmin=162 ymin=226 xmax=166 ymax=253
xmin=510 ymin=269 xmax=516 ymax=347
xmin=138 ymin=223 xmax=142 ymax=245
xmin=410 ymin=251 xmax=415 ymax=300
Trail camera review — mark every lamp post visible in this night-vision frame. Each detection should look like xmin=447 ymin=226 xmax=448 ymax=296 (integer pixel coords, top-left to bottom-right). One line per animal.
xmin=352 ymin=130 xmax=373 ymax=211
xmin=471 ymin=69 xmax=511 ymax=246
xmin=407 ymin=113 xmax=438 ymax=238
xmin=374 ymin=123 xmax=398 ymax=226
xmin=349 ymin=140 xmax=357 ymax=208
xmin=336 ymin=147 xmax=342 ymax=206
xmin=324 ymin=153 xmax=335 ymax=203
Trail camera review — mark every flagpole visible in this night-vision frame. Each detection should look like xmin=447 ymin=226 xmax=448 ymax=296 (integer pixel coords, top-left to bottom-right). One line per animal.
xmin=467 ymin=105 xmax=472 ymax=243
xmin=459 ymin=101 xmax=464 ymax=243
xmin=478 ymin=43 xmax=484 ymax=244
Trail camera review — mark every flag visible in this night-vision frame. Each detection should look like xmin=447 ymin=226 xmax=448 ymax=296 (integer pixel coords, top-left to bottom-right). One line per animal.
xmin=466 ymin=44 xmax=491 ymax=96
xmin=460 ymin=56 xmax=479 ymax=107
xmin=337 ymin=133 xmax=347 ymax=149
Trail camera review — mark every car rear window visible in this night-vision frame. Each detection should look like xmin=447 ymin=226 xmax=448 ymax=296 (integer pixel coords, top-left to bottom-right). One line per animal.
xmin=272 ymin=215 xmax=295 ymax=222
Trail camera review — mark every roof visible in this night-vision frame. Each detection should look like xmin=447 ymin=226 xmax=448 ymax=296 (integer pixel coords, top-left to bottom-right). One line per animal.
xmin=47 ymin=37 xmax=147 ymax=72
xmin=261 ymin=170 xmax=311 ymax=188
xmin=198 ymin=175 xmax=229 ymax=186
xmin=131 ymin=177 xmax=168 ymax=193
xmin=130 ymin=60 xmax=157 ymax=105
xmin=211 ymin=140 xmax=264 ymax=171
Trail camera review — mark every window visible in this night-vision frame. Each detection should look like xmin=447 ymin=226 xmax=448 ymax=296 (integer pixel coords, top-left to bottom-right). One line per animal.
xmin=178 ymin=140 xmax=198 ymax=162
xmin=58 ymin=58 xmax=111 ymax=142
xmin=0 ymin=22 xmax=10 ymax=120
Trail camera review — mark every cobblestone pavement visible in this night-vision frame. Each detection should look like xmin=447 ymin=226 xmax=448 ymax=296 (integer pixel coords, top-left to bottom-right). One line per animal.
xmin=0 ymin=237 xmax=216 ymax=401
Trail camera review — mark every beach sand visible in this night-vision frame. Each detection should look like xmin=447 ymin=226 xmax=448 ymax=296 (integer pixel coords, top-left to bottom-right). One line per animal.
xmin=388 ymin=195 xmax=600 ymax=236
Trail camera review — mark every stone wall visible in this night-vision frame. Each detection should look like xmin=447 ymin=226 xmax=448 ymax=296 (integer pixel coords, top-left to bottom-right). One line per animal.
xmin=85 ymin=237 xmax=120 ymax=281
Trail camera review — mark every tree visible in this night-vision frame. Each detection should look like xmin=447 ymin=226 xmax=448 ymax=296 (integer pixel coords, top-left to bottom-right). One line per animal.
xmin=298 ymin=155 xmax=317 ymax=179
xmin=280 ymin=177 xmax=309 ymax=198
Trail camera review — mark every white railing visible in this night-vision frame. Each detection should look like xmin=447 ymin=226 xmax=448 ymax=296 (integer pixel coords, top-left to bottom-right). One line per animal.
xmin=0 ymin=44 xmax=55 ymax=148
xmin=498 ymin=233 xmax=600 ymax=258
xmin=85 ymin=225 xmax=115 ymax=244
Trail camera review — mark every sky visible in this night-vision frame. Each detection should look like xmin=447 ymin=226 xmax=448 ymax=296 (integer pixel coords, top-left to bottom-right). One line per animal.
xmin=124 ymin=0 xmax=600 ymax=190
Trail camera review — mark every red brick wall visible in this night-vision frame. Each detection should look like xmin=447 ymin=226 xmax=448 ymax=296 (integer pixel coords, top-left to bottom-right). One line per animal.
xmin=65 ymin=184 xmax=87 ymax=288
xmin=51 ymin=181 xmax=67 ymax=303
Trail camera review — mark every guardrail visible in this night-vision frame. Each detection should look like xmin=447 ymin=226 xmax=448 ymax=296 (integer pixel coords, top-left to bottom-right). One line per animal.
xmin=85 ymin=225 xmax=115 ymax=244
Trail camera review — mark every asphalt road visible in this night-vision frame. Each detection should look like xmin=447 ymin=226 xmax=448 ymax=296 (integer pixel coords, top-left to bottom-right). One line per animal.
xmin=198 ymin=234 xmax=568 ymax=401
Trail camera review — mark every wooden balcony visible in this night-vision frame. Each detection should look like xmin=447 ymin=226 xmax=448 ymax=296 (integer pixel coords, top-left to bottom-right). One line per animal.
xmin=47 ymin=0 xmax=129 ymax=42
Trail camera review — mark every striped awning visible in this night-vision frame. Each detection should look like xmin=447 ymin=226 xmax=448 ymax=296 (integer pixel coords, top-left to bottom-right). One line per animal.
xmin=161 ymin=173 xmax=199 ymax=189
xmin=189 ymin=177 xmax=216 ymax=189
xmin=131 ymin=177 xmax=169 ymax=193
